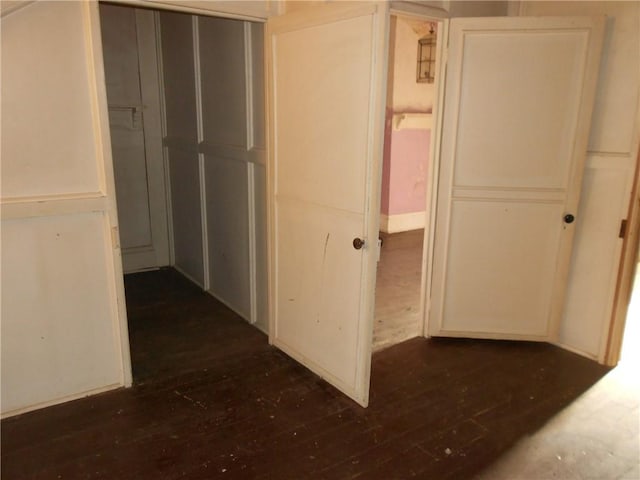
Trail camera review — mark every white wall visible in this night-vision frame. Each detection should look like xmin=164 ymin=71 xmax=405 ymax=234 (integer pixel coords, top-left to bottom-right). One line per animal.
xmin=388 ymin=16 xmax=435 ymax=112
xmin=160 ymin=11 xmax=268 ymax=327
xmin=517 ymin=1 xmax=640 ymax=360
xmin=1 ymin=1 xmax=130 ymax=416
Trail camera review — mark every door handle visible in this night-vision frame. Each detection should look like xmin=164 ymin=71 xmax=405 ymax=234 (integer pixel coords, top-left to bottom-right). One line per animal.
xmin=353 ymin=238 xmax=365 ymax=250
xmin=564 ymin=214 xmax=575 ymax=224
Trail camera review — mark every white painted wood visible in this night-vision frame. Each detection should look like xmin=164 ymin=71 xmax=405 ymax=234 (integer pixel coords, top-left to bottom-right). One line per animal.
xmin=165 ymin=147 xmax=205 ymax=287
xmin=522 ymin=2 xmax=639 ymax=155
xmin=0 ymin=1 xmax=131 ymax=416
xmin=267 ymin=3 xmax=388 ymax=406
xmin=136 ymin=10 xmax=171 ymax=269
xmin=100 ymin=4 xmax=170 ymax=273
xmin=199 ymin=15 xmax=247 ymax=147
xmin=160 ymin=11 xmax=199 ymax=142
xmin=204 ymin=155 xmax=251 ymax=319
xmin=516 ymin=2 xmax=640 ymax=365
xmin=249 ymin=21 xmax=268 ymax=331
xmin=380 ymin=212 xmax=426 ymax=233
xmin=250 ymin=22 xmax=266 ymax=150
xmin=160 ymin=11 xmax=205 ymax=286
xmin=429 ymin=16 xmax=605 ymax=341
xmin=192 ymin=15 xmax=210 ymax=291
xmin=112 ymin=0 xmax=275 ymax=22
xmin=1 ymin=1 xmax=102 ymax=199
xmin=560 ymin=155 xmax=634 ymax=359
xmin=413 ymin=15 xmax=448 ymax=343
xmin=1 ymin=214 xmax=123 ymax=414
xmin=254 ymin=163 xmax=269 ymax=332
xmin=197 ymin=15 xmax=254 ymax=319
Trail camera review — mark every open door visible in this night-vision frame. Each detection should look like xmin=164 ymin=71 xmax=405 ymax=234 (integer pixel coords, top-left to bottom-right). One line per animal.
xmin=266 ymin=3 xmax=388 ymax=406
xmin=429 ymin=17 xmax=605 ymax=341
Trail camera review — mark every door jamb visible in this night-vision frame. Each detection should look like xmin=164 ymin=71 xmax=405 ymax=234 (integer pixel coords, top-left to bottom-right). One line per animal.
xmin=388 ymin=5 xmax=449 ymax=339
xmin=605 ymin=146 xmax=640 ymax=365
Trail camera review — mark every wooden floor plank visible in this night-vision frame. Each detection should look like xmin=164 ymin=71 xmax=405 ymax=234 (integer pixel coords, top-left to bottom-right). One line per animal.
xmin=1 ymin=268 xmax=609 ymax=479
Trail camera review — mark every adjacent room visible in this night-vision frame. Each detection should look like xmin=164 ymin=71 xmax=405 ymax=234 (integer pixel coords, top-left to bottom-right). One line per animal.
xmin=374 ymin=15 xmax=437 ymax=351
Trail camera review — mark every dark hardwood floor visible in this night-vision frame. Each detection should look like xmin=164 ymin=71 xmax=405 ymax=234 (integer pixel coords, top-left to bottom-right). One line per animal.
xmin=1 ymin=269 xmax=610 ymax=479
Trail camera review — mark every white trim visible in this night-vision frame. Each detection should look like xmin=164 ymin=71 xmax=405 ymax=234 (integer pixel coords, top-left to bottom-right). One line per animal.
xmin=85 ymin=1 xmax=133 ymax=388
xmin=554 ymin=340 xmax=598 ymax=362
xmin=107 ymin=0 xmax=271 ymax=22
xmin=192 ymin=16 xmax=210 ymax=291
xmin=245 ymin=21 xmax=258 ymax=325
xmin=244 ymin=21 xmax=255 ymax=151
xmin=0 ymin=383 xmax=123 ymax=419
xmin=247 ymin=163 xmax=258 ymax=325
xmin=173 ymin=264 xmax=206 ymax=290
xmin=380 ymin=211 xmax=426 ymax=233
xmin=154 ymin=11 xmax=175 ymax=266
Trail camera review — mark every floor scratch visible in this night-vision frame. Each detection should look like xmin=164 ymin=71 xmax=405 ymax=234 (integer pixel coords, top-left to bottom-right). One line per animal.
xmin=174 ymin=390 xmax=207 ymax=410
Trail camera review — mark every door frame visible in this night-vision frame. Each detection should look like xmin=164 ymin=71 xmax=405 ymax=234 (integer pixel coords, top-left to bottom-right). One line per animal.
xmin=605 ymin=147 xmax=640 ymax=365
xmin=387 ymin=4 xmax=448 ymax=339
xmin=98 ymin=0 xmax=271 ymax=377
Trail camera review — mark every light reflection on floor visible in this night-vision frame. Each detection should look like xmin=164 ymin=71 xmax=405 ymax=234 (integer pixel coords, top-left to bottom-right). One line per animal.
xmin=475 ymin=270 xmax=640 ymax=480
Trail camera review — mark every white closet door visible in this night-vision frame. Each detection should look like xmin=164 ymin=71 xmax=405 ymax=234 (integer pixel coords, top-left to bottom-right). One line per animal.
xmin=429 ymin=16 xmax=605 ymax=341
xmin=267 ymin=3 xmax=388 ymax=407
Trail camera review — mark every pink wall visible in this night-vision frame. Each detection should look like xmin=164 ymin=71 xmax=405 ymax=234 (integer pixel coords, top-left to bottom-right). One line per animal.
xmin=380 ymin=110 xmax=431 ymax=216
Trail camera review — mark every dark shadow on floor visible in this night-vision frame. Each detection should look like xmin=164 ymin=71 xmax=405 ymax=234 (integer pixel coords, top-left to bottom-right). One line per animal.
xmin=124 ymin=268 xmax=268 ymax=383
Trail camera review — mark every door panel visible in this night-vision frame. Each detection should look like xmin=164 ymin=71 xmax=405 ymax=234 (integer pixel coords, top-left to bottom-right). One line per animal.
xmin=442 ymin=201 xmax=563 ymax=337
xmin=429 ymin=17 xmax=605 ymax=341
xmin=267 ymin=4 xmax=387 ymax=406
xmin=1 ymin=1 xmax=130 ymax=416
xmin=100 ymin=4 xmax=169 ymax=272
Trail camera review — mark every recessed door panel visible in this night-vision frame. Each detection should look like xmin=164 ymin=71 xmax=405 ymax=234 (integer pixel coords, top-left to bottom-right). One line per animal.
xmin=430 ymin=16 xmax=605 ymax=341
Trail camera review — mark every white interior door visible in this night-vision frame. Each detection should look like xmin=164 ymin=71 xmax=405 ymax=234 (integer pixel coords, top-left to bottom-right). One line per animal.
xmin=267 ymin=3 xmax=388 ymax=406
xmin=429 ymin=16 xmax=605 ymax=341
xmin=100 ymin=4 xmax=169 ymax=273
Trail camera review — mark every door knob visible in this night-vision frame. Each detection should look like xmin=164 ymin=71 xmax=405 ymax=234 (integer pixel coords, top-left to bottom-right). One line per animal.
xmin=564 ymin=214 xmax=575 ymax=224
xmin=353 ymin=238 xmax=365 ymax=250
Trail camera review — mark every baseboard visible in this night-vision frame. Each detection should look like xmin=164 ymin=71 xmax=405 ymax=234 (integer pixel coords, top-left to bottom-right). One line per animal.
xmin=173 ymin=264 xmax=205 ymax=290
xmin=1 ymin=383 xmax=124 ymax=419
xmin=380 ymin=212 xmax=426 ymax=233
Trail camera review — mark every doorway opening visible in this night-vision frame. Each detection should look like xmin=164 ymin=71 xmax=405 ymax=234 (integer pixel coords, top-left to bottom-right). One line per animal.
xmin=99 ymin=3 xmax=268 ymax=383
xmin=373 ymin=14 xmax=441 ymax=351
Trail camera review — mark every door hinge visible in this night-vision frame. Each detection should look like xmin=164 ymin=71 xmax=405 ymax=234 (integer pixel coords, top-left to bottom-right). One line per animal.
xmin=619 ymin=219 xmax=628 ymax=239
